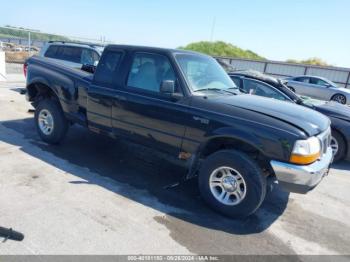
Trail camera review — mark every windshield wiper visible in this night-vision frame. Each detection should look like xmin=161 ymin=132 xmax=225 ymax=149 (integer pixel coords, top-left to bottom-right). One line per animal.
xmin=194 ymin=88 xmax=236 ymax=95
xmin=228 ymin=87 xmax=246 ymax=94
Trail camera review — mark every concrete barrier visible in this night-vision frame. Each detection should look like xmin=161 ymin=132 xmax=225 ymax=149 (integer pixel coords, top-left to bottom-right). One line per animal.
xmin=0 ymin=51 xmax=6 ymax=81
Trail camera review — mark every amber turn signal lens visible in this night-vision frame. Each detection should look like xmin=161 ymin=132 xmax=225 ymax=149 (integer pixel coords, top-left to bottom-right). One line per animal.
xmin=290 ymin=152 xmax=321 ymax=165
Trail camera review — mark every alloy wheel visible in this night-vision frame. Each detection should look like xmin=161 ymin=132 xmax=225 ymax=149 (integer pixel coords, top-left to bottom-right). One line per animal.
xmin=209 ymin=167 xmax=247 ymax=206
xmin=332 ymin=94 xmax=346 ymax=104
xmin=38 ymin=109 xmax=54 ymax=135
xmin=330 ymin=136 xmax=339 ymax=157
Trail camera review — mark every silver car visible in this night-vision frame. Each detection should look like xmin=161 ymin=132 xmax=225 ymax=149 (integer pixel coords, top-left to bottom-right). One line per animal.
xmin=285 ymin=75 xmax=350 ymax=105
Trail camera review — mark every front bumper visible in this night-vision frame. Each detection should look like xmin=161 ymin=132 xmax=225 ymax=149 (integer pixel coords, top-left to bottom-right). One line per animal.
xmin=271 ymin=146 xmax=333 ymax=194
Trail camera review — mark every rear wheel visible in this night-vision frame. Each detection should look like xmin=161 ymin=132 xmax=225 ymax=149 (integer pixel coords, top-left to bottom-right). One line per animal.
xmin=331 ymin=130 xmax=346 ymax=162
xmin=331 ymin=94 xmax=346 ymax=104
xmin=35 ymin=99 xmax=68 ymax=144
xmin=198 ymin=150 xmax=266 ymax=218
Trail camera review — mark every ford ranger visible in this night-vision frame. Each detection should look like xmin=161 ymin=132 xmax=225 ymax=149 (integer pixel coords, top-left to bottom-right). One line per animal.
xmin=25 ymin=45 xmax=333 ymax=218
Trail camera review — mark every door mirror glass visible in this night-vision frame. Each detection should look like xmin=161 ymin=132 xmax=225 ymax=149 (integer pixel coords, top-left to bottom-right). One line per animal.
xmin=160 ymin=80 xmax=175 ymax=94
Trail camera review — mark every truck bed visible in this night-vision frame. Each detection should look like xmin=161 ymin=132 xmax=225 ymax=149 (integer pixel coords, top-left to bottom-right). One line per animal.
xmin=26 ymin=56 xmax=93 ymax=125
xmin=28 ymin=55 xmax=93 ymax=79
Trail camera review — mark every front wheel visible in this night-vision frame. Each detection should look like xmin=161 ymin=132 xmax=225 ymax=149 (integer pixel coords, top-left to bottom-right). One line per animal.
xmin=331 ymin=130 xmax=346 ymax=162
xmin=35 ymin=99 xmax=69 ymax=144
xmin=198 ymin=150 xmax=266 ymax=218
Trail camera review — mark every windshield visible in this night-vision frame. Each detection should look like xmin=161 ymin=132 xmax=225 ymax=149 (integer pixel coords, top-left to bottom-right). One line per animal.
xmin=277 ymin=81 xmax=302 ymax=102
xmin=175 ymin=53 xmax=238 ymax=92
xmin=324 ymin=78 xmax=338 ymax=88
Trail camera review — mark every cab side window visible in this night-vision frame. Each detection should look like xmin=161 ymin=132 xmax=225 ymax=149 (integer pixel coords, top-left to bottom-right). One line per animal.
xmin=127 ymin=53 xmax=176 ymax=93
xmin=245 ymin=80 xmax=287 ymax=101
xmin=295 ymin=77 xmax=310 ymax=83
xmin=310 ymin=77 xmax=328 ymax=86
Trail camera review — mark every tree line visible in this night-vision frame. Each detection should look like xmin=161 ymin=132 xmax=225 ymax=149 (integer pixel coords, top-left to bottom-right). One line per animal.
xmin=180 ymin=41 xmax=331 ymax=66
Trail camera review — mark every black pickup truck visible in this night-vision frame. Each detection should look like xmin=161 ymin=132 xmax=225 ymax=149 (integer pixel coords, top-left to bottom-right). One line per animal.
xmin=25 ymin=45 xmax=333 ymax=218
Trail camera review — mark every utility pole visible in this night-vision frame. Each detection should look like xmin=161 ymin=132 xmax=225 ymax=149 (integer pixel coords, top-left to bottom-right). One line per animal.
xmin=210 ymin=17 xmax=216 ymax=42
xmin=28 ymin=31 xmax=31 ymax=56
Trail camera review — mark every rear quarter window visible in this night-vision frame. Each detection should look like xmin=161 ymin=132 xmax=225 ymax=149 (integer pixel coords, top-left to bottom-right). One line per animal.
xmin=93 ymin=51 xmax=123 ymax=87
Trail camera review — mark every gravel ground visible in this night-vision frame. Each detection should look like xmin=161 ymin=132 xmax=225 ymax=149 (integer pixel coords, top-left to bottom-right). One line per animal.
xmin=0 ymin=80 xmax=350 ymax=256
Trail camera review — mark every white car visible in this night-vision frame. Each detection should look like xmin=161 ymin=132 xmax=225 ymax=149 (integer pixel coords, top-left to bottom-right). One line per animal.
xmin=285 ymin=75 xmax=350 ymax=105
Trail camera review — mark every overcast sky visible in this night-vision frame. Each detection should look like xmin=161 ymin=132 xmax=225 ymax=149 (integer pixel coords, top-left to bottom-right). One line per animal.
xmin=2 ymin=0 xmax=350 ymax=67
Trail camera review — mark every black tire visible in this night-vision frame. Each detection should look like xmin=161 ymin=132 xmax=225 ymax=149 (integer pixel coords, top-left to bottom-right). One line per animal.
xmin=198 ymin=150 xmax=266 ymax=218
xmin=331 ymin=130 xmax=346 ymax=162
xmin=35 ymin=99 xmax=68 ymax=144
xmin=331 ymin=94 xmax=347 ymax=105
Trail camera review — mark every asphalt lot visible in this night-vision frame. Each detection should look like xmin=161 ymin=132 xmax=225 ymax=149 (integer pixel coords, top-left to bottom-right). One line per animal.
xmin=0 ymin=80 xmax=350 ymax=256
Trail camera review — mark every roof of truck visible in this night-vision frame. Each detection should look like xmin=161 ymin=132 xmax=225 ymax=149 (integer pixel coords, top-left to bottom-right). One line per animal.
xmin=104 ymin=44 xmax=207 ymax=56
xmin=48 ymin=41 xmax=105 ymax=48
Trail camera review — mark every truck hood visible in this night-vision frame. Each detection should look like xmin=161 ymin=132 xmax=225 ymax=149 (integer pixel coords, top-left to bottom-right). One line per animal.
xmin=214 ymin=94 xmax=330 ymax=136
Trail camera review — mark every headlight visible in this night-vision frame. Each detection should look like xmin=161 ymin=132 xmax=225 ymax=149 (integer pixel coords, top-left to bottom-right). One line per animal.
xmin=290 ymin=137 xmax=321 ymax=165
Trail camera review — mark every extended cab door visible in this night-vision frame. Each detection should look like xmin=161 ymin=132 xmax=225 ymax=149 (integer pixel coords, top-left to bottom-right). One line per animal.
xmin=111 ymin=52 xmax=189 ymax=156
xmin=87 ymin=50 xmax=124 ymax=133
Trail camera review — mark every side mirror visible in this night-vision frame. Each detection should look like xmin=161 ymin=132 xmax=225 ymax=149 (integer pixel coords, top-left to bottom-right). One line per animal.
xmin=160 ymin=80 xmax=175 ymax=94
xmin=160 ymin=80 xmax=183 ymax=101
xmin=81 ymin=64 xmax=96 ymax=74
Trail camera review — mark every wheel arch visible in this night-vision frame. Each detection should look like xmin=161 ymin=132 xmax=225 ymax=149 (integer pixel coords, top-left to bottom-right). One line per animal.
xmin=331 ymin=93 xmax=347 ymax=104
xmin=199 ymin=135 xmax=264 ymax=158
xmin=187 ymin=135 xmax=271 ymax=179
xmin=27 ymin=81 xmax=60 ymax=106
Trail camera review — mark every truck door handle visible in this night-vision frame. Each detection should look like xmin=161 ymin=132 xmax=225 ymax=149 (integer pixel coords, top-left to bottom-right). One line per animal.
xmin=114 ymin=95 xmax=127 ymax=101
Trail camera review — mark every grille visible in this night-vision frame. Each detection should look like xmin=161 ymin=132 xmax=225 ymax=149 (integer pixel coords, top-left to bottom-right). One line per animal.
xmin=318 ymin=128 xmax=331 ymax=155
